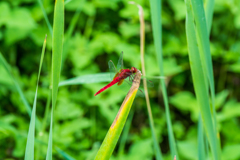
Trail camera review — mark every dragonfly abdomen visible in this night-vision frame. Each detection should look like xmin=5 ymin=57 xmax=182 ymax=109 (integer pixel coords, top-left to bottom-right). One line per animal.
xmin=94 ymin=77 xmax=122 ymax=96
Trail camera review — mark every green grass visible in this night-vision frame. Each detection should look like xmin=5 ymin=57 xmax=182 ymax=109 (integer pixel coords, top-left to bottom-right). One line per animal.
xmin=46 ymin=0 xmax=64 ymax=159
xmin=0 ymin=54 xmax=32 ymax=117
xmin=185 ymin=0 xmax=220 ymax=159
xmin=149 ymin=0 xmax=178 ymax=159
xmin=24 ymin=35 xmax=47 ymax=160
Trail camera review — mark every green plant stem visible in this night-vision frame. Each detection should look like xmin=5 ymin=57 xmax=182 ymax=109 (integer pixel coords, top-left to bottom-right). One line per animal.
xmin=149 ymin=0 xmax=178 ymax=159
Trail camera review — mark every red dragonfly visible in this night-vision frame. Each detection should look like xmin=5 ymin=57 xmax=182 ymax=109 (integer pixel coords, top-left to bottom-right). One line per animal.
xmin=94 ymin=52 xmax=140 ymax=96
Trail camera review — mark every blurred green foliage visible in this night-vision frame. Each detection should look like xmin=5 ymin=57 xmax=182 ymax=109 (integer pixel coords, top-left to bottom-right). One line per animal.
xmin=0 ymin=0 xmax=240 ymax=159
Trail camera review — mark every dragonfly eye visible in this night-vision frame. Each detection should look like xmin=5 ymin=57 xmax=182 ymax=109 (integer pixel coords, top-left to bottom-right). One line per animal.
xmin=131 ymin=67 xmax=137 ymax=73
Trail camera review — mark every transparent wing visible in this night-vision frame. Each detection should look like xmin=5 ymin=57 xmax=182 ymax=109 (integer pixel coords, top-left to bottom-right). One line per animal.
xmin=117 ymin=79 xmax=124 ymax=86
xmin=140 ymin=78 xmax=154 ymax=88
xmin=108 ymin=60 xmax=118 ymax=80
xmin=128 ymin=74 xmax=154 ymax=88
xmin=117 ymin=51 xmax=124 ymax=70
xmin=140 ymin=75 xmax=164 ymax=88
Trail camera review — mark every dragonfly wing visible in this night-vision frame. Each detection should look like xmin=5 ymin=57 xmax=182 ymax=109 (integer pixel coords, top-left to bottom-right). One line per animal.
xmin=140 ymin=75 xmax=165 ymax=88
xmin=117 ymin=51 xmax=124 ymax=70
xmin=140 ymin=78 xmax=154 ymax=88
xmin=117 ymin=79 xmax=124 ymax=86
xmin=108 ymin=60 xmax=118 ymax=80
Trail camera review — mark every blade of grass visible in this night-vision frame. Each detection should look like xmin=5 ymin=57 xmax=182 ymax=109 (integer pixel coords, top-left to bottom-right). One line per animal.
xmin=149 ymin=0 xmax=178 ymax=159
xmin=117 ymin=111 xmax=134 ymax=159
xmin=202 ymin=0 xmax=220 ymax=159
xmin=55 ymin=147 xmax=76 ymax=160
xmin=190 ymin=0 xmax=220 ymax=158
xmin=59 ymin=73 xmax=111 ymax=87
xmin=46 ymin=0 xmax=64 ymax=159
xmin=129 ymin=2 xmax=163 ymax=159
xmin=62 ymin=0 xmax=86 ymax=68
xmin=197 ymin=115 xmax=206 ymax=160
xmin=83 ymin=15 xmax=95 ymax=39
xmin=46 ymin=107 xmax=53 ymax=160
xmin=24 ymin=35 xmax=47 ymax=160
xmin=37 ymin=0 xmax=53 ymax=36
xmin=0 ymin=53 xmax=31 ymax=116
xmin=64 ymin=0 xmax=72 ymax=5
xmin=204 ymin=0 xmax=215 ymax=35
xmin=204 ymin=0 xmax=221 ymax=157
xmin=36 ymin=88 xmax=51 ymax=159
xmin=94 ymin=70 xmax=142 ymax=160
xmin=0 ymin=53 xmax=41 ymax=131
xmin=185 ymin=1 xmax=219 ymax=159
xmin=190 ymin=0 xmax=217 ymax=130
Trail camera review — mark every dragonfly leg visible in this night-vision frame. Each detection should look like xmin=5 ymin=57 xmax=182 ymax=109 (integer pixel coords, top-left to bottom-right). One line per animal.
xmin=129 ymin=75 xmax=134 ymax=81
xmin=130 ymin=75 xmax=140 ymax=84
xmin=129 ymin=76 xmax=131 ymax=81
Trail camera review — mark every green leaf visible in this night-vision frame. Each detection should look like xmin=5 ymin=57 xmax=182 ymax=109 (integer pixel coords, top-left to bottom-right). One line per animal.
xmin=185 ymin=0 xmax=220 ymax=159
xmin=37 ymin=0 xmax=53 ymax=36
xmin=198 ymin=115 xmax=206 ymax=160
xmin=55 ymin=147 xmax=76 ymax=160
xmin=0 ymin=2 xmax=10 ymax=26
xmin=6 ymin=8 xmax=36 ymax=29
xmin=217 ymin=99 xmax=240 ymax=122
xmin=169 ymin=91 xmax=199 ymax=121
xmin=59 ymin=73 xmax=111 ymax=87
xmin=46 ymin=0 xmax=64 ymax=159
xmin=24 ymin=35 xmax=47 ymax=160
xmin=222 ymin=144 xmax=240 ymax=160
xmin=0 ymin=53 xmax=32 ymax=117
xmin=149 ymin=0 xmax=178 ymax=159
xmin=178 ymin=140 xmax=197 ymax=160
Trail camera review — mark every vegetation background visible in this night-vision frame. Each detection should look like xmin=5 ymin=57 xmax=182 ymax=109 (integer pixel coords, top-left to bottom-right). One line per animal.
xmin=1 ymin=0 xmax=240 ymax=159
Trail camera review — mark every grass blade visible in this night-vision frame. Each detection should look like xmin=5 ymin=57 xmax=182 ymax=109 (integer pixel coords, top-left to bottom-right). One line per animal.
xmin=204 ymin=0 xmax=221 ymax=157
xmin=24 ymin=35 xmax=47 ymax=160
xmin=59 ymin=73 xmax=111 ymax=87
xmin=197 ymin=115 xmax=206 ymax=160
xmin=0 ymin=53 xmax=42 ymax=131
xmin=0 ymin=53 xmax=32 ymax=116
xmin=149 ymin=0 xmax=178 ymax=159
xmin=185 ymin=0 xmax=219 ymax=159
xmin=62 ymin=0 xmax=86 ymax=68
xmin=94 ymin=71 xmax=142 ymax=160
xmin=55 ymin=147 xmax=76 ymax=160
xmin=190 ymin=0 xmax=216 ymax=124
xmin=46 ymin=107 xmax=53 ymax=160
xmin=46 ymin=0 xmax=64 ymax=159
xmin=205 ymin=0 xmax=215 ymax=34
xmin=37 ymin=0 xmax=53 ymax=36
xmin=117 ymin=111 xmax=134 ymax=158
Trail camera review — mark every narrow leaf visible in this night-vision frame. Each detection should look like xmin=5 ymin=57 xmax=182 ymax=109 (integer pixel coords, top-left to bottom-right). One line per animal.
xmin=149 ymin=0 xmax=178 ymax=159
xmin=0 ymin=53 xmax=32 ymax=116
xmin=59 ymin=73 xmax=111 ymax=87
xmin=37 ymin=0 xmax=53 ymax=36
xmin=24 ymin=35 xmax=47 ymax=160
xmin=46 ymin=0 xmax=64 ymax=159
xmin=197 ymin=115 xmax=206 ymax=160
xmin=185 ymin=0 xmax=219 ymax=159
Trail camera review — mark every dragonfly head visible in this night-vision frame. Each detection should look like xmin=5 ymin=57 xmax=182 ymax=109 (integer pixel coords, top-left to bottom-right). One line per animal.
xmin=131 ymin=67 xmax=138 ymax=73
